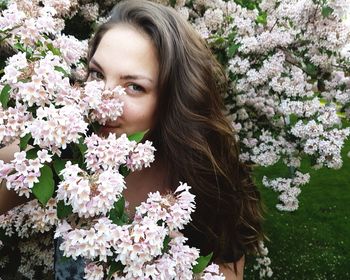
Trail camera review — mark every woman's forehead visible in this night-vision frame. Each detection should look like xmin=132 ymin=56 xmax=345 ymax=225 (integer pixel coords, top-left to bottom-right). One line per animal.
xmin=92 ymin=25 xmax=159 ymax=82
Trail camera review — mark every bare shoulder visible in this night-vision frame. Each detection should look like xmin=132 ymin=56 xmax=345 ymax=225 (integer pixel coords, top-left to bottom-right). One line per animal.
xmin=219 ymin=255 xmax=245 ymax=280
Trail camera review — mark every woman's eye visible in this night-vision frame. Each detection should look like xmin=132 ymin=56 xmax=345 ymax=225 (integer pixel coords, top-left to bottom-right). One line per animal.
xmin=127 ymin=84 xmax=145 ymax=94
xmin=88 ymin=69 xmax=104 ymax=81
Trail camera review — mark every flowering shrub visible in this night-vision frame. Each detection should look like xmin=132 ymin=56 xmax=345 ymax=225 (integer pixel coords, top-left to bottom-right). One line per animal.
xmin=2 ymin=0 xmax=350 ymax=278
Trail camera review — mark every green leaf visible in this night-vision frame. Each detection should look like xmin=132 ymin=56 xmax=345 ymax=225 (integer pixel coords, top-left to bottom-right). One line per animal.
xmin=90 ymin=122 xmax=101 ymax=133
xmin=321 ymin=6 xmax=334 ymax=17
xmin=162 ymin=235 xmax=171 ymax=254
xmin=20 ymin=133 xmax=32 ymax=151
xmin=57 ymin=200 xmax=73 ymax=219
xmin=109 ymin=197 xmax=126 ymax=225
xmin=305 ymin=63 xmax=318 ymax=77
xmin=192 ymin=252 xmax=213 ymax=274
xmin=256 ymin=11 xmax=267 ymax=25
xmin=127 ymin=131 xmax=147 ymax=143
xmin=53 ymin=158 xmax=67 ymax=180
xmin=54 ymin=66 xmax=69 ymax=77
xmin=119 ymin=164 xmax=130 ymax=177
xmin=228 ymin=43 xmax=241 ymax=57
xmin=32 ymin=165 xmax=55 ymax=206
xmin=77 ymin=137 xmax=88 ymax=157
xmin=0 ymin=84 xmax=11 ymax=109
xmin=47 ymin=43 xmax=61 ymax=56
xmin=14 ymin=42 xmax=25 ymax=52
xmin=26 ymin=148 xmax=39 ymax=160
xmin=115 ymin=196 xmax=125 ymax=217
xmin=107 ymin=261 xmax=124 ymax=279
xmin=214 ymin=36 xmax=225 ymax=45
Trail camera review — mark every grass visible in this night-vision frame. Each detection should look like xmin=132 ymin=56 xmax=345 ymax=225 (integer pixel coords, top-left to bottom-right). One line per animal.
xmin=245 ymin=139 xmax=350 ymax=279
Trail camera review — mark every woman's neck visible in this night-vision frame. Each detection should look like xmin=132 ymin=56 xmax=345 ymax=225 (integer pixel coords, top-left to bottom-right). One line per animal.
xmin=123 ymin=157 xmax=170 ymax=215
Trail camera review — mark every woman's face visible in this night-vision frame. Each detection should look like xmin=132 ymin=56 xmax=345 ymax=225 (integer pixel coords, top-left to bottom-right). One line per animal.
xmin=88 ymin=24 xmax=159 ymax=137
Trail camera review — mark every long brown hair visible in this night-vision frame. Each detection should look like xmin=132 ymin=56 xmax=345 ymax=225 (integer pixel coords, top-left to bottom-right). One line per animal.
xmin=88 ymin=0 xmax=264 ymax=264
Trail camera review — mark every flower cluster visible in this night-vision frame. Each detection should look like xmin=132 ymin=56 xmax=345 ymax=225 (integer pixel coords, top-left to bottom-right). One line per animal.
xmin=84 ymin=133 xmax=156 ymax=172
xmin=253 ymin=241 xmax=273 ymax=279
xmin=0 ymin=104 xmax=31 ymax=146
xmin=0 ymin=198 xmax=57 ymax=238
xmin=17 ymin=234 xmax=54 ymax=279
xmin=56 ymin=162 xmax=125 ymax=218
xmin=0 ymin=150 xmax=52 ymax=197
xmin=25 ymin=105 xmax=88 ymax=152
xmin=136 ymin=182 xmax=196 ymax=231
xmin=55 ymin=182 xmax=220 ymax=280
xmin=262 ymin=171 xmax=310 ymax=211
xmin=82 ymin=80 xmax=126 ymax=125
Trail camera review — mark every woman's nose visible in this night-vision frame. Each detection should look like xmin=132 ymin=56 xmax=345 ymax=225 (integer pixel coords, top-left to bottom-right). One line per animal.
xmin=104 ymin=78 xmax=120 ymax=91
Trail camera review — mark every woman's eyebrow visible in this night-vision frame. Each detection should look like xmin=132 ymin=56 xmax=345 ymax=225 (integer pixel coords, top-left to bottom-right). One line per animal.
xmin=90 ymin=58 xmax=154 ymax=84
xmin=89 ymin=58 xmax=103 ymax=71
xmin=120 ymin=74 xmax=154 ymax=84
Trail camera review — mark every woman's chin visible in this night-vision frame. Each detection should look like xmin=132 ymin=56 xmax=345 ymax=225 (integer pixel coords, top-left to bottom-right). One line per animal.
xmin=98 ymin=126 xmax=123 ymax=138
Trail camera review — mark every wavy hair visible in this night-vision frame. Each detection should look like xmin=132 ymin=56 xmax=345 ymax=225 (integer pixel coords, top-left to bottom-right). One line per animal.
xmin=87 ymin=0 xmax=264 ymax=265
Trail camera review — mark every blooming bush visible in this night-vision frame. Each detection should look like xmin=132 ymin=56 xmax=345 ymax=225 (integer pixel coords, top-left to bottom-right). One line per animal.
xmin=1 ymin=0 xmax=350 ymax=278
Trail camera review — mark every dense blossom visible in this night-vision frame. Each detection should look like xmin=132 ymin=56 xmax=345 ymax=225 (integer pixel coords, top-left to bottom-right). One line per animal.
xmin=262 ymin=171 xmax=310 ymax=211
xmin=0 ymin=150 xmax=52 ymax=197
xmin=84 ymin=133 xmax=156 ymax=172
xmin=25 ymin=105 xmax=88 ymax=152
xmin=0 ymin=104 xmax=31 ymax=146
xmin=0 ymin=198 xmax=57 ymax=238
xmin=56 ymin=183 xmax=201 ymax=279
xmin=57 ymin=162 xmax=125 ymax=218
xmin=82 ymin=80 xmax=125 ymax=125
xmin=253 ymin=241 xmax=273 ymax=278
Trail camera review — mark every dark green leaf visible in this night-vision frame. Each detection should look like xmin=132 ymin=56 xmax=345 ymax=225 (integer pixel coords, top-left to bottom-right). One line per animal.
xmin=0 ymin=84 xmax=11 ymax=109
xmin=127 ymin=131 xmax=146 ymax=143
xmin=54 ymin=66 xmax=69 ymax=77
xmin=107 ymin=261 xmax=124 ymax=279
xmin=77 ymin=137 xmax=88 ymax=156
xmin=57 ymin=200 xmax=73 ymax=219
xmin=119 ymin=164 xmax=130 ymax=177
xmin=114 ymin=197 xmax=125 ymax=217
xmin=90 ymin=122 xmax=101 ymax=134
xmin=192 ymin=252 xmax=213 ymax=274
xmin=305 ymin=63 xmax=318 ymax=77
xmin=53 ymin=158 xmax=67 ymax=180
xmin=20 ymin=133 xmax=32 ymax=151
xmin=26 ymin=148 xmax=39 ymax=160
xmin=169 ymin=0 xmax=176 ymax=7
xmin=162 ymin=235 xmax=171 ymax=254
xmin=32 ymin=165 xmax=55 ymax=206
xmin=14 ymin=42 xmax=25 ymax=52
xmin=47 ymin=43 xmax=61 ymax=56
xmin=228 ymin=43 xmax=241 ymax=57
xmin=321 ymin=6 xmax=334 ymax=17
xmin=109 ymin=197 xmax=126 ymax=225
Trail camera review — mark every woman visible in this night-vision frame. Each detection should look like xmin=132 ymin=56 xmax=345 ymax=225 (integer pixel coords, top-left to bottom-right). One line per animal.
xmin=1 ymin=0 xmax=263 ymax=279
xmin=86 ymin=0 xmax=263 ymax=278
